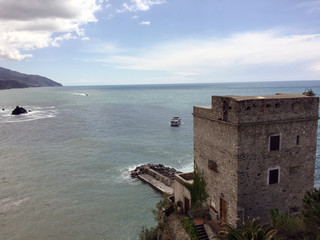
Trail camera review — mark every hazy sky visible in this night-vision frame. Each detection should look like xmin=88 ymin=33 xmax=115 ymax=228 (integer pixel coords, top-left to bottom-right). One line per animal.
xmin=0 ymin=0 xmax=319 ymax=86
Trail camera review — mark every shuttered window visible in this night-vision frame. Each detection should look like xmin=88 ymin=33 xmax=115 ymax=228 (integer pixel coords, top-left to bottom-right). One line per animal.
xmin=269 ymin=168 xmax=280 ymax=184
xmin=270 ymin=135 xmax=280 ymax=151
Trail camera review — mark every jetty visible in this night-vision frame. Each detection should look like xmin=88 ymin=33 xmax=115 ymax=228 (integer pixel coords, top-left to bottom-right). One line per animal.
xmin=131 ymin=164 xmax=181 ymax=195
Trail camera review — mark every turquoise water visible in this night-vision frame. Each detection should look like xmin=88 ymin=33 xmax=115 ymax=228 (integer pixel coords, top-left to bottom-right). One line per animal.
xmin=0 ymin=81 xmax=320 ymax=239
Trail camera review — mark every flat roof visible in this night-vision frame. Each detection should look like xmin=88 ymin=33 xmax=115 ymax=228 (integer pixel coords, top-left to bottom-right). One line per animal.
xmin=222 ymin=93 xmax=312 ymax=101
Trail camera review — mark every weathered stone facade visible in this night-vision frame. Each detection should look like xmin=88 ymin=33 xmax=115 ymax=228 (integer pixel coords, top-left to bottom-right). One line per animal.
xmin=193 ymin=93 xmax=319 ymax=225
xmin=174 ymin=172 xmax=193 ymax=213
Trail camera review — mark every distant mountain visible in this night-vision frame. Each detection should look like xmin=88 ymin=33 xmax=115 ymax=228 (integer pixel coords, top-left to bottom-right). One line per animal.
xmin=0 ymin=66 xmax=62 ymax=90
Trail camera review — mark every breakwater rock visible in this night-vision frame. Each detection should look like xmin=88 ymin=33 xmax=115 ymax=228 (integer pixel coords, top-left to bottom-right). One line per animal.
xmin=131 ymin=164 xmax=182 ymax=184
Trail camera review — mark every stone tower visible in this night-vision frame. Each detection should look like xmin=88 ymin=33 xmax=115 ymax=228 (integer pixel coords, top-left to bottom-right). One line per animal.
xmin=193 ymin=93 xmax=319 ymax=225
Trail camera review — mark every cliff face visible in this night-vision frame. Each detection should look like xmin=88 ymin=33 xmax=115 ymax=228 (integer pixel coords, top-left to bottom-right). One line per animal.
xmin=0 ymin=66 xmax=63 ymax=90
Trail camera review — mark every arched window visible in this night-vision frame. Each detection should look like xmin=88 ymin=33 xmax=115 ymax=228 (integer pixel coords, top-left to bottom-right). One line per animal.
xmin=208 ymin=160 xmax=218 ymax=173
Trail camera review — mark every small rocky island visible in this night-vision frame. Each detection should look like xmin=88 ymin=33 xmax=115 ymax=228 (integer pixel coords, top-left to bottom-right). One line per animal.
xmin=11 ymin=106 xmax=28 ymax=115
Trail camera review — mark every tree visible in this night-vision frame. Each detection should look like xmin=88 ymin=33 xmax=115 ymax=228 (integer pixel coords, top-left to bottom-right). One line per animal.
xmin=302 ymin=188 xmax=320 ymax=239
xmin=220 ymin=189 xmax=320 ymax=240
xmin=220 ymin=218 xmax=277 ymax=240
xmin=268 ymin=188 xmax=320 ymax=240
xmin=269 ymin=208 xmax=304 ymax=239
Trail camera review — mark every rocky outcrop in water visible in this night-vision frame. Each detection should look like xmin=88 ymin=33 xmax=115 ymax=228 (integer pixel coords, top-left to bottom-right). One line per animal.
xmin=131 ymin=164 xmax=182 ymax=182
xmin=11 ymin=106 xmax=28 ymax=115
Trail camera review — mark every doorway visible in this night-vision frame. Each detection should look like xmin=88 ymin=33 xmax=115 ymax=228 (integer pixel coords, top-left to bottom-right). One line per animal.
xmin=184 ymin=197 xmax=190 ymax=213
xmin=220 ymin=197 xmax=227 ymax=222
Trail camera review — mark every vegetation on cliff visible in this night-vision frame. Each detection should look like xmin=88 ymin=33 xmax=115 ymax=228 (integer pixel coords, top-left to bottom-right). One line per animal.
xmin=220 ymin=188 xmax=320 ymax=240
xmin=221 ymin=218 xmax=277 ymax=240
xmin=139 ymin=195 xmax=171 ymax=240
xmin=0 ymin=66 xmax=62 ymax=90
xmin=183 ymin=171 xmax=209 ymax=208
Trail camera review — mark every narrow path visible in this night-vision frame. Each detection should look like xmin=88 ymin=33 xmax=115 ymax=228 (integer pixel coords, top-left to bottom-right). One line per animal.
xmin=138 ymin=173 xmax=174 ymax=194
xmin=167 ymin=212 xmax=191 ymax=240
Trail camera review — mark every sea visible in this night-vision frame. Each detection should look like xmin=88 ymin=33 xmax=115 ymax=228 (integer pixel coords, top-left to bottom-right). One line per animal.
xmin=1 ymin=81 xmax=320 ymax=240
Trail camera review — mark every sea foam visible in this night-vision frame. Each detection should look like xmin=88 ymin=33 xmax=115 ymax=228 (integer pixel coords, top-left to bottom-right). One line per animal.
xmin=2 ymin=106 xmax=57 ymax=123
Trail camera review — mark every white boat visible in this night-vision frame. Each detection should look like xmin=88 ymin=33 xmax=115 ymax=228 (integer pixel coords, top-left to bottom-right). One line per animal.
xmin=171 ymin=117 xmax=181 ymax=126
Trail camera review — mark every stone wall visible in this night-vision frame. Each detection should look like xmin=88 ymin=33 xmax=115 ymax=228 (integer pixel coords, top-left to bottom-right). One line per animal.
xmin=174 ymin=173 xmax=192 ymax=212
xmin=237 ymin=119 xmax=318 ymax=223
xmin=146 ymin=168 xmax=172 ymax=186
xmin=210 ymin=94 xmax=319 ymax=124
xmin=193 ymin=107 xmax=239 ymax=225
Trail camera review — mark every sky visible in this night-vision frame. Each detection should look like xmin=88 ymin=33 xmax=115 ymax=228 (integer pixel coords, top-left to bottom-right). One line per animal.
xmin=0 ymin=0 xmax=319 ymax=86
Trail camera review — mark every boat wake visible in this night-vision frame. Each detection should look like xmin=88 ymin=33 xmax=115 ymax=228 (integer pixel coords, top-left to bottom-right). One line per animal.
xmin=71 ymin=92 xmax=88 ymax=97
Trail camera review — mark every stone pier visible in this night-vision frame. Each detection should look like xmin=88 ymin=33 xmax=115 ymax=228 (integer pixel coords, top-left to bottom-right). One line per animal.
xmin=131 ymin=164 xmax=181 ymax=195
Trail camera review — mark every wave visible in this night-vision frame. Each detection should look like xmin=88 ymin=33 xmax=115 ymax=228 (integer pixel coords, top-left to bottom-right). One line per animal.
xmin=178 ymin=161 xmax=194 ymax=173
xmin=174 ymin=154 xmax=194 ymax=172
xmin=32 ymin=106 xmax=56 ymax=110
xmin=1 ymin=106 xmax=57 ymax=123
xmin=0 ymin=197 xmax=29 ymax=213
xmin=113 ymin=163 xmax=149 ymax=185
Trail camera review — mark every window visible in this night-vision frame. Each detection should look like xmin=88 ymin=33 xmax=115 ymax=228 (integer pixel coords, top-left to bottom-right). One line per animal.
xmin=268 ymin=167 xmax=280 ymax=185
xmin=208 ymin=160 xmax=218 ymax=173
xmin=289 ymin=206 xmax=299 ymax=215
xmin=296 ymin=135 xmax=300 ymax=145
xmin=269 ymin=134 xmax=280 ymax=151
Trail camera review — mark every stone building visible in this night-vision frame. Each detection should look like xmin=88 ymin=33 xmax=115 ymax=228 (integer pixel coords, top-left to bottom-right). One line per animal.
xmin=175 ymin=93 xmax=319 ymax=225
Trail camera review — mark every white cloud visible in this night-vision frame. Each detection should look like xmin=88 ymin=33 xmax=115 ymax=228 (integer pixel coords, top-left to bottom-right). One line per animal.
xmin=52 ymin=33 xmax=78 ymax=47
xmin=0 ymin=0 xmax=102 ymax=60
xmin=310 ymin=62 xmax=320 ymax=71
xmin=139 ymin=21 xmax=150 ymax=25
xmin=98 ymin=30 xmax=320 ymax=78
xmin=117 ymin=0 xmax=166 ymax=13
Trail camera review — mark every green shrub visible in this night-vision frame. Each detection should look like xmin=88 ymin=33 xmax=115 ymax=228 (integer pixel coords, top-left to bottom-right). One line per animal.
xmin=181 ymin=217 xmax=198 ymax=240
xmin=270 ymin=208 xmax=304 ymax=239
xmin=139 ymin=226 xmax=158 ymax=240
xmin=302 ymin=188 xmax=320 ymax=239
xmin=220 ymin=218 xmax=277 ymax=240
xmin=139 ymin=195 xmax=171 ymax=240
xmin=183 ymin=171 xmax=208 ymax=208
